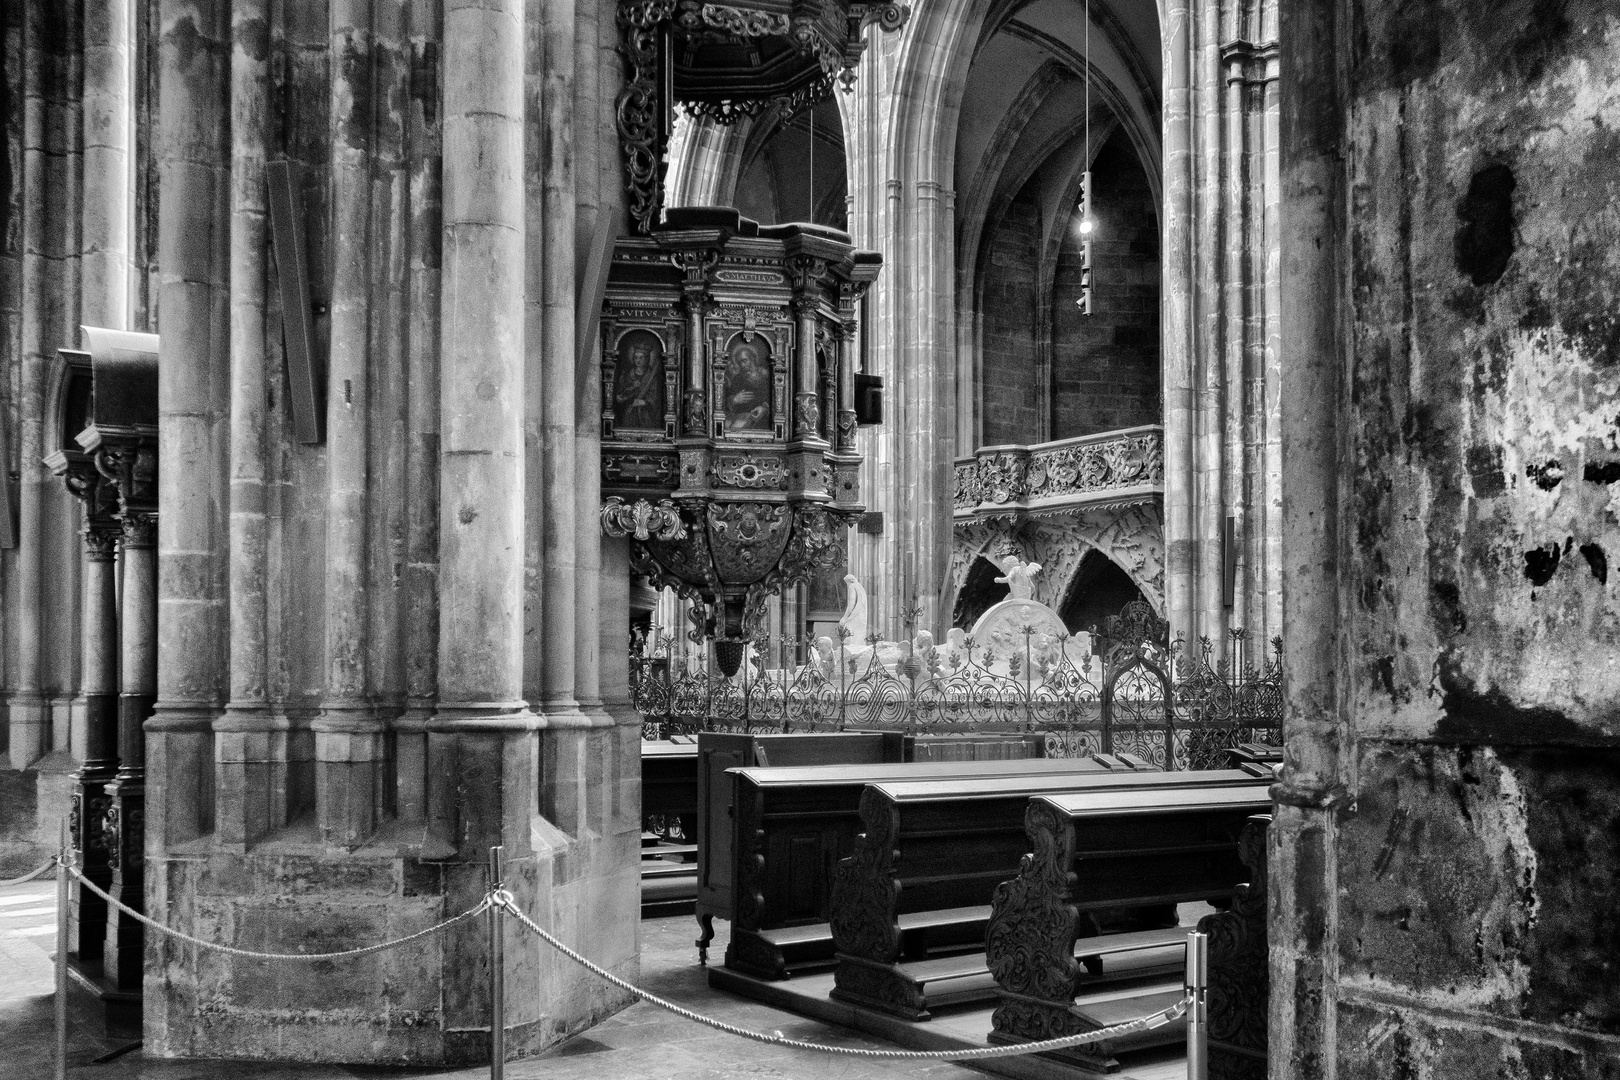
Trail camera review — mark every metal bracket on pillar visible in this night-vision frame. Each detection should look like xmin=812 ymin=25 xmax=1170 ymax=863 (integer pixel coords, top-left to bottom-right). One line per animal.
xmin=267 ymin=160 xmax=323 ymax=444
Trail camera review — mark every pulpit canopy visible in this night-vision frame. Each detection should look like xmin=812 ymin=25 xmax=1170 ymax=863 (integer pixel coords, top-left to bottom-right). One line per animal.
xmin=616 ymin=0 xmax=909 ymax=232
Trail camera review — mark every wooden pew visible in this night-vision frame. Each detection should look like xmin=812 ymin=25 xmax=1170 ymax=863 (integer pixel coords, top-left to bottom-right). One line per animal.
xmin=1225 ymin=741 xmax=1282 ymax=779
xmin=1197 ymin=814 xmax=1270 ymax=1080
xmin=827 ymin=769 xmax=1265 ymax=1020
xmin=982 ymin=786 xmax=1272 ymax=1070
xmin=718 ymin=756 xmax=1143 ymax=975
xmin=695 ymin=731 xmax=1047 ymax=961
xmin=697 ymin=732 xmax=902 ymax=961
xmin=642 ymin=740 xmax=699 ymax=840
xmin=640 ymin=741 xmax=700 ymax=917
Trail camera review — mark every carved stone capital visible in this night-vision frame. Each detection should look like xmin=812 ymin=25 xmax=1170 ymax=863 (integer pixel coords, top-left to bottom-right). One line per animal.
xmin=84 ymin=523 xmax=121 ymax=560
xmin=672 ymin=249 xmax=719 ymax=290
xmin=120 ymin=511 xmax=158 ymax=549
xmin=787 ymin=255 xmax=828 ymax=296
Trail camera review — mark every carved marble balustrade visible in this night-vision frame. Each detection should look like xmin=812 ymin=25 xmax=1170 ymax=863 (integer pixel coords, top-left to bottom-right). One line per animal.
xmin=953 ymin=425 xmax=1163 ymax=520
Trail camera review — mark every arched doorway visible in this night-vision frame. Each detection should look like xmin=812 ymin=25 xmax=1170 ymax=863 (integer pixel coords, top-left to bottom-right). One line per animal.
xmin=1057 ymin=548 xmax=1146 ymax=634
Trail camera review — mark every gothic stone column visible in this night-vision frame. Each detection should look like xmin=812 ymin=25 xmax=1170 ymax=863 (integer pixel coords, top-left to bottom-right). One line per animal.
xmin=426 ymin=0 xmax=541 ymax=1050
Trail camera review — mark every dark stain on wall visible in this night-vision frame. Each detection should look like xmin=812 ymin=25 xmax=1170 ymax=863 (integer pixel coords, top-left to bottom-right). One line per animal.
xmin=1429 ymin=579 xmax=1467 ymax=634
xmin=1579 ymin=542 xmax=1608 ymax=585
xmin=1435 ymin=658 xmax=1593 ymax=745
xmin=1501 ymin=0 xmax=1574 ymax=86
xmin=1466 ymin=444 xmax=1506 ymax=495
xmin=1504 ymin=746 xmax=1620 ymax=1033
xmin=1524 ymin=459 xmax=1562 ymax=491
xmin=1340 ymin=745 xmax=1535 ymax=990
xmin=1455 ymin=163 xmax=1516 ymax=287
xmin=1361 ymin=4 xmax=1448 ymax=88
xmin=1584 ymin=460 xmax=1620 ymax=485
xmin=1522 ymin=541 xmax=1560 ymax=585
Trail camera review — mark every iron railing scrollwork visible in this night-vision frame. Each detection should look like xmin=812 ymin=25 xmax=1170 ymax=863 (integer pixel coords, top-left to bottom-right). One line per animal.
xmin=631 ymin=600 xmax=1281 ymax=769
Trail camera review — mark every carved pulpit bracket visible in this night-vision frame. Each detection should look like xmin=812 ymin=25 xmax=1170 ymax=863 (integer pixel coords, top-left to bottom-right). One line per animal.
xmin=614 ymin=0 xmax=911 ymax=234
xmin=601 ymin=208 xmax=880 ymax=672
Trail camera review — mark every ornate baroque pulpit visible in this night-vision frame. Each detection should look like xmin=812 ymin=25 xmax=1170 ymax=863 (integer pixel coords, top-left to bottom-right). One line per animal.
xmin=600 ymin=208 xmax=880 ymax=672
xmin=603 ymin=1 xmax=903 ymax=670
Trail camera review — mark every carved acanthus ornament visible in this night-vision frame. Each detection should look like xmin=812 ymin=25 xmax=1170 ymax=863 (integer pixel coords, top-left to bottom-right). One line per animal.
xmin=600 ymin=497 xmax=688 ymax=542
xmin=829 ymin=787 xmax=904 ymax=962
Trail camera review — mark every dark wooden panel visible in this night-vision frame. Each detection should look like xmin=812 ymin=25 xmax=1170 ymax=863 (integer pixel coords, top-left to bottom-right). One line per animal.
xmin=695 ymin=731 xmax=903 ymax=965
xmin=827 ymin=769 xmax=1265 ymax=1017
xmin=983 ymin=792 xmax=1271 ymax=1050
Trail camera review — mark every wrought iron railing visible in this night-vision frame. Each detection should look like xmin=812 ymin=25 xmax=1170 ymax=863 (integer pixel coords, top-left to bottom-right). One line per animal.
xmin=632 ymin=601 xmax=1281 ymax=770
xmin=953 ymin=425 xmax=1163 ymax=517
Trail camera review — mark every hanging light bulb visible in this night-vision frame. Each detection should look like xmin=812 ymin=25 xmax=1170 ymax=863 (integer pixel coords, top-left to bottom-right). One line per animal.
xmin=1076 ymin=168 xmax=1094 ymax=314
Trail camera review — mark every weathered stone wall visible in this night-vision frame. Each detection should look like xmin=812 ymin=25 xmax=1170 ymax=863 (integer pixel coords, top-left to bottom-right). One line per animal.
xmin=1278 ymin=1 xmax=1620 ymax=1076
xmin=980 ymin=185 xmax=1041 ymax=446
xmin=0 ymin=0 xmax=640 ymax=1064
xmin=1051 ymin=130 xmax=1160 ymax=440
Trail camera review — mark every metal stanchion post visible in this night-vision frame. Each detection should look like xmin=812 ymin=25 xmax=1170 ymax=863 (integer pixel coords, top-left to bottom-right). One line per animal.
xmin=56 ymin=819 xmax=70 ymax=1080
xmin=489 ymin=846 xmax=505 ymax=1080
xmin=1185 ymin=930 xmax=1209 ymax=1080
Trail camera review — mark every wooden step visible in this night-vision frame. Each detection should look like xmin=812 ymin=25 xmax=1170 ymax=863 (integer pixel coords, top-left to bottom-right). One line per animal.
xmin=641 ymin=843 xmax=697 ymax=862
xmin=641 ymin=862 xmax=698 ymax=880
xmin=897 ymin=904 xmax=989 ymax=933
xmin=833 ymin=923 xmax=1192 ymax=1020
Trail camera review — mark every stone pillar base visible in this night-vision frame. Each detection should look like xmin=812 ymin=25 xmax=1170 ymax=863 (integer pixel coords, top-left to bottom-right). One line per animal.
xmin=313 ymin=709 xmax=385 ymax=847
xmin=143 ymin=712 xmax=638 ymax=1064
xmin=7 ymin=694 xmax=49 ymax=770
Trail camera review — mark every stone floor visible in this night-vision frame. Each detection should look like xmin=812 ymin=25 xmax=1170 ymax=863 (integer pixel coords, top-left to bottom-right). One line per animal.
xmin=0 ymin=877 xmax=977 ymax=1080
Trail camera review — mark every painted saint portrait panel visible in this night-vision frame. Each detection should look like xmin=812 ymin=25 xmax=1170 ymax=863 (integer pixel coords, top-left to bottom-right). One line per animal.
xmin=723 ymin=335 xmax=772 ymax=433
xmin=613 ymin=329 xmax=665 ymax=430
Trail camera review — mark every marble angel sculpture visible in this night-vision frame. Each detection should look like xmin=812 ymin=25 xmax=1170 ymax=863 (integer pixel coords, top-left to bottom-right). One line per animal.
xmin=994 ymin=554 xmax=1042 ymax=600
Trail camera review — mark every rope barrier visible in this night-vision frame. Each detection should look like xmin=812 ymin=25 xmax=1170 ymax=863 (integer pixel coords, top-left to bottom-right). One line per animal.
xmin=65 ymin=859 xmax=490 ymax=960
xmin=56 ymin=849 xmax=1203 ymax=1070
xmin=0 ymin=860 xmax=55 ymax=886
xmin=493 ymin=888 xmax=1189 ymax=1061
